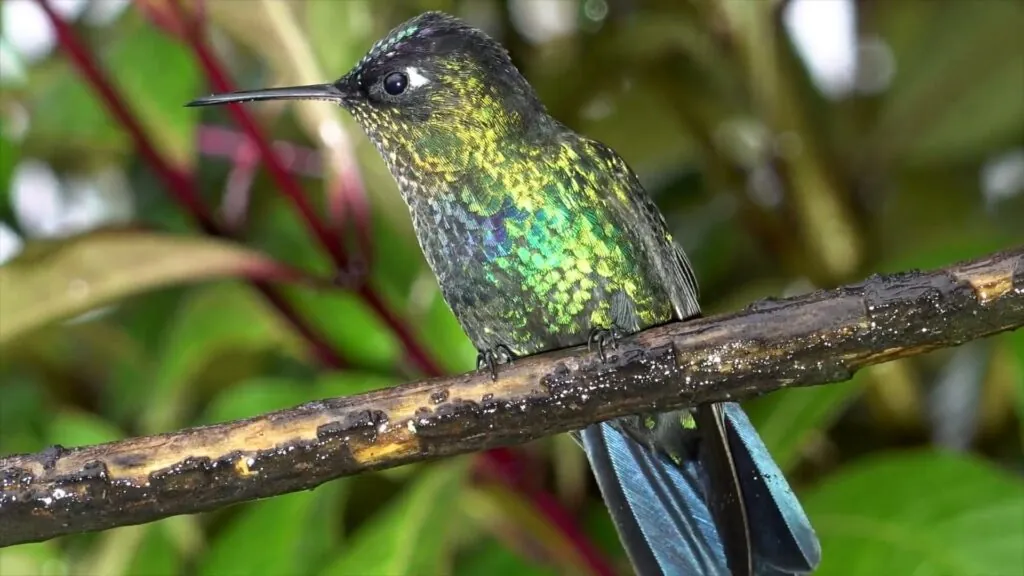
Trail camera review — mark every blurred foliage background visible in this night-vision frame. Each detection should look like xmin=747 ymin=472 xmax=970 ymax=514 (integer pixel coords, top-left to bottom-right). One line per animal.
xmin=1 ymin=0 xmax=1023 ymax=574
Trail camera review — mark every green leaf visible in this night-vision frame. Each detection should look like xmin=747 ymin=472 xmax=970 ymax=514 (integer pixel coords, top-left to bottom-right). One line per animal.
xmin=80 ymin=322 xmax=154 ymax=426
xmin=77 ymin=525 xmax=151 ymax=576
xmin=201 ymin=371 xmax=399 ymax=424
xmin=455 ymin=538 xmax=559 ymax=576
xmin=804 ymin=450 xmax=1024 ymax=576
xmin=871 ymin=1 xmax=1024 ymax=164
xmin=285 ymin=288 xmax=402 ymax=371
xmin=459 ymin=484 xmax=596 ymax=576
xmin=582 ymin=504 xmax=629 ymax=568
xmin=415 ymin=284 xmax=476 ymax=374
xmin=108 ymin=14 xmax=200 ymax=169
xmin=0 ymin=541 xmax=66 ymax=576
xmin=0 ymin=371 xmax=47 ymax=455
xmin=875 ymin=168 xmax=1021 ymax=276
xmin=0 ymin=131 xmax=18 ymax=224
xmin=316 ymin=370 xmax=401 ymax=397
xmin=201 ymin=486 xmax=345 ymax=576
xmin=47 ymin=409 xmax=123 ymax=448
xmin=0 ymin=229 xmax=314 ymax=346
xmin=202 ymin=376 xmax=315 ymax=424
xmin=321 ymin=459 xmax=471 ymax=576
xmin=907 ymin=53 xmax=1024 ymax=163
xmin=250 ymin=195 xmax=401 ymax=370
xmin=297 ymin=482 xmax=350 ymax=574
xmin=744 ymin=376 xmax=863 ymax=472
xmin=127 ymin=522 xmax=181 ymax=576
xmin=305 ymin=0 xmax=373 ymax=76
xmin=7 ymin=321 xmax=154 ymax=427
xmin=144 ymin=282 xmax=305 ymax=432
xmin=23 ymin=7 xmax=196 ymax=164
xmin=1008 ymin=329 xmax=1024 ymax=445
xmin=27 ymin=63 xmax=129 ymax=158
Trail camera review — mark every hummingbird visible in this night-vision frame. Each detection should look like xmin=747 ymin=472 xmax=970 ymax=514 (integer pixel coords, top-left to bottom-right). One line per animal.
xmin=188 ymin=11 xmax=821 ymax=576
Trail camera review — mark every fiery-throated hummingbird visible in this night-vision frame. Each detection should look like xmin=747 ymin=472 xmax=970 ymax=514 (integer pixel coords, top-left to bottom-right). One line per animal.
xmin=188 ymin=11 xmax=821 ymax=576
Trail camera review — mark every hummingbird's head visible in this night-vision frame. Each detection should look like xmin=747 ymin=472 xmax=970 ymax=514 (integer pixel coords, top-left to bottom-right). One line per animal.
xmin=188 ymin=12 xmax=551 ymax=185
xmin=338 ymin=12 xmax=547 ymax=137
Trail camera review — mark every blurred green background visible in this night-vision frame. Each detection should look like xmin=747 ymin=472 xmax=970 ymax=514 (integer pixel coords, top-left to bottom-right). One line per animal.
xmin=1 ymin=0 xmax=1023 ymax=574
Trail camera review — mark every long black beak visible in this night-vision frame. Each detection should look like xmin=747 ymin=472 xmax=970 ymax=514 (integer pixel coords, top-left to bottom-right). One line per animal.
xmin=186 ymin=82 xmax=349 ymax=107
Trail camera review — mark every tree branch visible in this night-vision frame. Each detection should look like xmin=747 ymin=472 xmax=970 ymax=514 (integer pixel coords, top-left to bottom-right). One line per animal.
xmin=2 ymin=248 xmax=1021 ymax=547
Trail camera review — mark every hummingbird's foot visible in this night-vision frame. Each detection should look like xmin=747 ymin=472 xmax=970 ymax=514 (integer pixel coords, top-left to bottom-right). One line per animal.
xmin=476 ymin=344 xmax=515 ymax=381
xmin=588 ymin=326 xmax=622 ymax=363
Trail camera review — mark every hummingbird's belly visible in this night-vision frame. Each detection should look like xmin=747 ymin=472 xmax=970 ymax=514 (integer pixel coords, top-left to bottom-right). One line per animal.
xmin=410 ymin=198 xmax=675 ymax=357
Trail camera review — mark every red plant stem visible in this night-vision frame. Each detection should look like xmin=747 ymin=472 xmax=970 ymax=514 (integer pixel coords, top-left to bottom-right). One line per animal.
xmin=36 ymin=0 xmax=346 ymax=369
xmin=481 ymin=449 xmax=617 ymax=576
xmin=171 ymin=1 xmax=443 ymax=377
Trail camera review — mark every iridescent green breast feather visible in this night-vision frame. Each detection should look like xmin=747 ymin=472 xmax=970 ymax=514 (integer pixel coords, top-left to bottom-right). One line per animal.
xmin=400 ymin=133 xmax=686 ymax=354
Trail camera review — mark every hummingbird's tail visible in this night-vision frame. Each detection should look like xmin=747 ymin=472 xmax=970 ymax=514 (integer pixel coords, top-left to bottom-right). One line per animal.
xmin=578 ymin=403 xmax=821 ymax=576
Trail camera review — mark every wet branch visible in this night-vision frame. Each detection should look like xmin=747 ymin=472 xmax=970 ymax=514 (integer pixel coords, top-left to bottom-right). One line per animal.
xmin=2 ymin=248 xmax=1022 ymax=547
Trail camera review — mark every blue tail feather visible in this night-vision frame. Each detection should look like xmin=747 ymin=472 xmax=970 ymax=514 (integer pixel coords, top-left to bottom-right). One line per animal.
xmin=578 ymin=403 xmax=820 ymax=576
xmin=722 ymin=404 xmax=821 ymax=574
xmin=579 ymin=422 xmax=726 ymax=575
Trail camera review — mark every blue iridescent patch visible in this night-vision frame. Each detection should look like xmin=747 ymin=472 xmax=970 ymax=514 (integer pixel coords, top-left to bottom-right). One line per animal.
xmin=448 ymin=197 xmax=527 ymax=261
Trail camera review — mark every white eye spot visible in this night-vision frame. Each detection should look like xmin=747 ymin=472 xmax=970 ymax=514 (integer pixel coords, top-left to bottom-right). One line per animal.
xmin=406 ymin=67 xmax=430 ymax=88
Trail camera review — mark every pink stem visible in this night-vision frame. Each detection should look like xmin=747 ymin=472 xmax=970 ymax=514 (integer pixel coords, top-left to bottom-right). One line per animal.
xmin=199 ymin=126 xmax=323 ymax=177
xmin=220 ymin=137 xmax=258 ymax=231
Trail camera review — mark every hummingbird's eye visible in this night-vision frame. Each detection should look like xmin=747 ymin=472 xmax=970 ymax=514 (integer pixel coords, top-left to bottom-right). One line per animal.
xmin=383 ymin=72 xmax=408 ymax=96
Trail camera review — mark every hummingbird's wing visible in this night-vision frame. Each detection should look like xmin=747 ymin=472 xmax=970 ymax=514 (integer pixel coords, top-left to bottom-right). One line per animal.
xmin=574 ymin=138 xmax=701 ymax=320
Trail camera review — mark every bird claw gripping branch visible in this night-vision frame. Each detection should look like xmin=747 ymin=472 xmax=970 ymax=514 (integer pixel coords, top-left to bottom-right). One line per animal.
xmin=476 ymin=344 xmax=515 ymax=381
xmin=587 ymin=325 xmax=622 ymax=363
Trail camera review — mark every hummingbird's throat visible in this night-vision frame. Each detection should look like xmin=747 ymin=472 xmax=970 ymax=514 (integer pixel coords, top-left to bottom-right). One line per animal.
xmin=379 ymin=119 xmax=525 ymax=194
